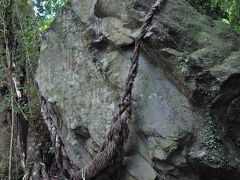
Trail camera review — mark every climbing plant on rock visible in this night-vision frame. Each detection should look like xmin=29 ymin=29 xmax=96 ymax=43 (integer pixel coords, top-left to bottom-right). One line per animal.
xmin=37 ymin=0 xmax=166 ymax=179
xmin=0 ymin=0 xmax=53 ymax=179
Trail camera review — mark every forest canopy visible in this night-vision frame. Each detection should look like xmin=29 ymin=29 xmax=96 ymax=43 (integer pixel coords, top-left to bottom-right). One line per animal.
xmin=33 ymin=0 xmax=67 ymax=30
xmin=187 ymin=0 xmax=240 ymax=31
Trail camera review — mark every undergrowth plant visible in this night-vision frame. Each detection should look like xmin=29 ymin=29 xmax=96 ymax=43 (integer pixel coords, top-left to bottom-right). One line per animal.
xmin=0 ymin=0 xmax=68 ymax=178
xmin=201 ymin=111 xmax=230 ymax=168
xmin=0 ymin=0 xmax=67 ymax=178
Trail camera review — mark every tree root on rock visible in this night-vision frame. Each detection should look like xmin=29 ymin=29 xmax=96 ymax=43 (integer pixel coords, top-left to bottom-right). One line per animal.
xmin=34 ymin=0 xmax=166 ymax=179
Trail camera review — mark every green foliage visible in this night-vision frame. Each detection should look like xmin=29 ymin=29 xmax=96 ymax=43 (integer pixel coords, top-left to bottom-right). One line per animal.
xmin=201 ymin=111 xmax=231 ymax=168
xmin=0 ymin=0 xmax=54 ymax=178
xmin=0 ymin=160 xmax=8 ymax=177
xmin=187 ymin=0 xmax=240 ymax=31
xmin=33 ymin=0 xmax=67 ymax=30
xmin=0 ymin=0 xmax=40 ymax=120
xmin=48 ymin=147 xmax=55 ymax=154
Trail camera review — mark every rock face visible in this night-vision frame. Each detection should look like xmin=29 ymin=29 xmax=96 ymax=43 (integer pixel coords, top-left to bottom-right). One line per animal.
xmin=36 ymin=0 xmax=240 ymax=179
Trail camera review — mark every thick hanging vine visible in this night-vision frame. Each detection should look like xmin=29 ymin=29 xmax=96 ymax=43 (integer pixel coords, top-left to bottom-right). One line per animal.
xmin=1 ymin=0 xmax=166 ymax=179
xmin=37 ymin=0 xmax=166 ymax=179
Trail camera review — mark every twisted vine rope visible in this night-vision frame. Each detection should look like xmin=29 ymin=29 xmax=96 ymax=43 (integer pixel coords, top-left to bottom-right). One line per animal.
xmin=38 ymin=0 xmax=165 ymax=179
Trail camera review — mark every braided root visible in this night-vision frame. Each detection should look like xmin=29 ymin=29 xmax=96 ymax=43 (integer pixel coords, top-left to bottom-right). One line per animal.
xmin=37 ymin=0 xmax=166 ymax=179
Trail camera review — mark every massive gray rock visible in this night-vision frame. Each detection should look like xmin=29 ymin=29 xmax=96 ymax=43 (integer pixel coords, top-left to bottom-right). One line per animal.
xmin=36 ymin=0 xmax=240 ymax=179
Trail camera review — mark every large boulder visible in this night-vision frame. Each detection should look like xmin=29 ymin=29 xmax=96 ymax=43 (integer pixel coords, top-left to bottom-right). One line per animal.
xmin=36 ymin=0 xmax=240 ymax=179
